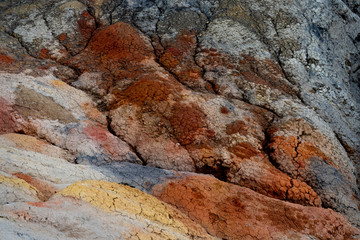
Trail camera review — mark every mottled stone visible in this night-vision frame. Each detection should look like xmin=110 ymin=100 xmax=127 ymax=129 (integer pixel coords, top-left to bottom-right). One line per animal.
xmin=57 ymin=180 xmax=213 ymax=239
xmin=15 ymin=85 xmax=78 ymax=124
xmin=69 ymin=21 xmax=156 ymax=95
xmin=0 ymin=195 xmax=214 ymax=240
xmin=0 ymin=72 xmax=139 ymax=165
xmin=267 ymin=117 xmax=360 ymax=226
xmin=0 ymin=133 xmax=74 ymax=162
xmin=0 ymin=0 xmax=359 ymax=238
xmin=0 ymin=97 xmax=19 ymax=134
xmin=0 ymin=174 xmax=40 ymax=204
xmin=152 ymin=175 xmax=359 ymax=240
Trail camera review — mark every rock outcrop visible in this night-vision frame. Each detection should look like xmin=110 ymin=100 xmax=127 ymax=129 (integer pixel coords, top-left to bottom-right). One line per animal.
xmin=0 ymin=0 xmax=359 ymax=239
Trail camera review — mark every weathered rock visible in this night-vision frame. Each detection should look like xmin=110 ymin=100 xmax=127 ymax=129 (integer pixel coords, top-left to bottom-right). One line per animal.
xmin=57 ymin=180 xmax=213 ymax=239
xmin=267 ymin=117 xmax=360 ymax=225
xmin=0 ymin=137 xmax=185 ymax=194
xmin=0 ymin=133 xmax=74 ymax=162
xmin=0 ymin=190 xmax=213 ymax=240
xmin=110 ymin=77 xmax=321 ymax=206
xmin=152 ymin=175 xmax=360 ymax=240
xmin=0 ymin=72 xmax=140 ymax=165
xmin=197 ymin=0 xmax=360 ymax=176
xmin=69 ymin=21 xmax=156 ymax=96
xmin=0 ymin=0 xmax=359 ymax=237
xmin=0 ymin=174 xmax=41 ymax=204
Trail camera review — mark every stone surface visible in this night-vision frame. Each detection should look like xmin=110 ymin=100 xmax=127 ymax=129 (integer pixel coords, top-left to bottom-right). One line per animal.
xmin=0 ymin=0 xmax=359 ymax=238
xmin=152 ymin=175 xmax=360 ymax=240
xmin=0 ymin=174 xmax=40 ymax=204
xmin=57 ymin=180 xmax=213 ymax=239
xmin=0 ymin=72 xmax=140 ymax=165
xmin=0 ymin=133 xmax=74 ymax=162
xmin=0 ymin=190 xmax=213 ymax=240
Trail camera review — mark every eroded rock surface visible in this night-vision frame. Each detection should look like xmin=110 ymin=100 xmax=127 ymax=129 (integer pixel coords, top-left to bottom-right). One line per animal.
xmin=152 ymin=175 xmax=359 ymax=240
xmin=0 ymin=0 xmax=359 ymax=238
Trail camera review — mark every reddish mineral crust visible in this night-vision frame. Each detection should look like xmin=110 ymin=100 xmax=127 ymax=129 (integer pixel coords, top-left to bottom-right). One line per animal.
xmin=152 ymin=175 xmax=359 ymax=240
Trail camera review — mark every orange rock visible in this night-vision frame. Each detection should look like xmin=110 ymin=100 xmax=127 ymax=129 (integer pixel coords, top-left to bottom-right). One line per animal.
xmin=152 ymin=175 xmax=359 ymax=240
xmin=56 ymin=180 xmax=213 ymax=239
xmin=13 ymin=173 xmax=58 ymax=201
xmin=87 ymin=22 xmax=153 ymax=61
xmin=0 ymin=53 xmax=15 ymax=63
xmin=57 ymin=33 xmax=67 ymax=41
xmin=0 ymin=133 xmax=75 ymax=162
xmin=226 ymin=156 xmax=321 ymax=207
xmin=228 ymin=142 xmax=259 ymax=158
xmin=80 ymin=102 xmax=107 ymax=124
xmin=111 ymin=77 xmax=172 ymax=109
xmin=168 ymin=102 xmax=207 ymax=146
xmin=269 ymin=135 xmax=331 ymax=171
xmin=159 ymin=31 xmax=205 ymax=89
xmin=70 ymin=22 xmax=155 ymax=94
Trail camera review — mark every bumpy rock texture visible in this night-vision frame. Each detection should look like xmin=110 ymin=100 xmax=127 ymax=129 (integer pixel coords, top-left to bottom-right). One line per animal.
xmin=0 ymin=0 xmax=359 ymax=239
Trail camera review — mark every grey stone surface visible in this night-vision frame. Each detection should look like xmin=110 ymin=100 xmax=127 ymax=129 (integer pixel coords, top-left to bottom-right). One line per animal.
xmin=307 ymin=159 xmax=360 ymax=227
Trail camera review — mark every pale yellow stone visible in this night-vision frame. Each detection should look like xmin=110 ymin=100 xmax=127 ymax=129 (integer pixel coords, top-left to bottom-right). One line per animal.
xmin=51 ymin=79 xmax=67 ymax=87
xmin=58 ymin=180 xmax=213 ymax=239
xmin=0 ymin=174 xmax=38 ymax=193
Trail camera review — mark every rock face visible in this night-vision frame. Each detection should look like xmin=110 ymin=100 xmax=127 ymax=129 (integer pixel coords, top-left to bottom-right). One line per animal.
xmin=0 ymin=0 xmax=359 ymax=239
xmin=152 ymin=175 xmax=359 ymax=240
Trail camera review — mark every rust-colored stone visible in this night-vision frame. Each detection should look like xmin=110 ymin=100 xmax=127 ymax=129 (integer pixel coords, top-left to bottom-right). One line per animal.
xmin=13 ymin=173 xmax=58 ymax=201
xmin=111 ymin=77 xmax=172 ymax=109
xmin=269 ymin=135 xmax=331 ymax=169
xmin=38 ymin=48 xmax=49 ymax=59
xmin=220 ymin=106 xmax=229 ymax=114
xmin=77 ymin=11 xmax=95 ymax=40
xmin=159 ymin=31 xmax=204 ymax=89
xmin=86 ymin=22 xmax=153 ymax=63
xmin=0 ymin=53 xmax=15 ymax=63
xmin=69 ymin=22 xmax=155 ymax=94
xmin=169 ymin=102 xmax=207 ymax=145
xmin=152 ymin=175 xmax=359 ymax=240
xmin=57 ymin=33 xmax=67 ymax=41
xmin=228 ymin=142 xmax=259 ymax=159
xmin=226 ymin=120 xmax=248 ymax=135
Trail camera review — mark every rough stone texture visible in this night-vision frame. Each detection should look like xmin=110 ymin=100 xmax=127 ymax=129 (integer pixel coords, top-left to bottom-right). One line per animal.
xmin=0 ymin=138 xmax=186 ymax=194
xmin=0 ymin=131 xmax=355 ymax=239
xmin=0 ymin=72 xmax=140 ymax=165
xmin=267 ymin=117 xmax=360 ymax=225
xmin=0 ymin=193 xmax=213 ymax=240
xmin=57 ymin=180 xmax=213 ymax=239
xmin=0 ymin=133 xmax=74 ymax=162
xmin=0 ymin=0 xmax=359 ymax=238
xmin=152 ymin=175 xmax=360 ymax=240
xmin=0 ymin=174 xmax=40 ymax=204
